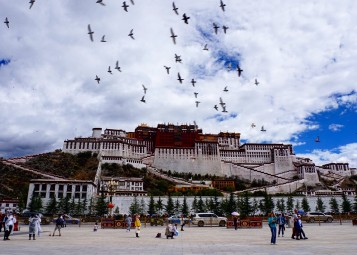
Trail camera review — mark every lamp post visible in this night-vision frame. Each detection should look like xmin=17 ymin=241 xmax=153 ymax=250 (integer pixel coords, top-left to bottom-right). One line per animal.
xmin=107 ymin=178 xmax=116 ymax=217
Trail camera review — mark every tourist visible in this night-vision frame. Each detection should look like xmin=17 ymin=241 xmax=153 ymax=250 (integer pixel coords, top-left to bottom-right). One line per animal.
xmin=290 ymin=213 xmax=297 ymax=239
xmin=3 ymin=212 xmax=16 ymax=240
xmin=52 ymin=214 xmax=64 ymax=236
xmin=125 ymin=214 xmax=132 ymax=232
xmin=0 ymin=212 xmax=4 ymax=233
xmin=36 ymin=213 xmax=42 ymax=237
xmin=298 ymin=215 xmax=308 ymax=239
xmin=93 ymin=221 xmax=98 ymax=232
xmin=180 ymin=214 xmax=186 ymax=231
xmin=277 ymin=213 xmax=286 ymax=237
xmin=233 ymin=216 xmax=239 ymax=230
xmin=267 ymin=212 xmax=277 ymax=245
xmin=134 ymin=214 xmax=141 ymax=238
xmin=165 ymin=223 xmax=174 ymax=239
xmin=28 ymin=214 xmax=39 ymax=240
xmin=294 ymin=215 xmax=302 ymax=240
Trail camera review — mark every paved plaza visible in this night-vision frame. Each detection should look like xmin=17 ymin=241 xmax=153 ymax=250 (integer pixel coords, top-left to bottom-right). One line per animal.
xmin=1 ymin=222 xmax=356 ymax=255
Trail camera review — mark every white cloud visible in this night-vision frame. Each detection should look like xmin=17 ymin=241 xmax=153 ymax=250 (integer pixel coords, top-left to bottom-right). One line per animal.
xmin=328 ymin=124 xmax=344 ymax=132
xmin=0 ymin=0 xmax=356 ymax=165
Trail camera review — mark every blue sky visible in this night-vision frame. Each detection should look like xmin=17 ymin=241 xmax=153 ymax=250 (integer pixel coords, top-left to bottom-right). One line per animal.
xmin=0 ymin=0 xmax=356 ymax=168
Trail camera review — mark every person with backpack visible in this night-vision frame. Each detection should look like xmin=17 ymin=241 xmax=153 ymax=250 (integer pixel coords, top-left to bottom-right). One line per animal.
xmin=277 ymin=213 xmax=286 ymax=237
xmin=28 ymin=214 xmax=39 ymax=240
xmin=3 ymin=212 xmax=16 ymax=240
xmin=52 ymin=215 xmax=64 ymax=236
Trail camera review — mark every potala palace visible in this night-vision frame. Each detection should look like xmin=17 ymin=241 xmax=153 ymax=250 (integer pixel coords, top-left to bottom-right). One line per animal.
xmin=62 ymin=123 xmax=356 ymax=194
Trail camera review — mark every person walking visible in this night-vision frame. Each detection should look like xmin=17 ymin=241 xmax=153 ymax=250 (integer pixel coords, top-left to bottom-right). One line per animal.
xmin=28 ymin=214 xmax=39 ymax=240
xmin=134 ymin=214 xmax=141 ymax=238
xmin=180 ymin=214 xmax=186 ymax=231
xmin=52 ymin=214 xmax=64 ymax=236
xmin=125 ymin=214 xmax=132 ymax=232
xmin=277 ymin=213 xmax=286 ymax=237
xmin=233 ymin=216 xmax=239 ymax=230
xmin=36 ymin=214 xmax=42 ymax=237
xmin=93 ymin=221 xmax=99 ymax=232
xmin=3 ymin=212 xmax=16 ymax=240
xmin=268 ymin=212 xmax=277 ymax=245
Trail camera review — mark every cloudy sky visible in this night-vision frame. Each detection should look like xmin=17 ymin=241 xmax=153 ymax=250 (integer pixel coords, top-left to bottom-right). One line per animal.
xmin=0 ymin=0 xmax=356 ymax=167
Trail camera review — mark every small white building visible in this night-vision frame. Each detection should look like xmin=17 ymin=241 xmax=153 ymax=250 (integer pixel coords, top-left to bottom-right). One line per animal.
xmin=26 ymin=179 xmax=97 ymax=208
xmin=100 ymin=177 xmax=147 ymax=197
xmin=0 ymin=199 xmax=19 ymax=213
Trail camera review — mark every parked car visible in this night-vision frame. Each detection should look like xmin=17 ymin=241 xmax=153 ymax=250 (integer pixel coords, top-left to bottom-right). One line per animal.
xmin=304 ymin=212 xmax=333 ymax=223
xmin=167 ymin=215 xmax=191 ymax=224
xmin=191 ymin=213 xmax=227 ymax=227
xmin=52 ymin=215 xmax=80 ymax=224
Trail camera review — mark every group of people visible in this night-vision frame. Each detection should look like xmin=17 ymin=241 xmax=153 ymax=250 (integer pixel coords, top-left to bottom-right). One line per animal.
xmin=28 ymin=214 xmax=42 ymax=240
xmin=1 ymin=211 xmax=17 ymax=241
xmin=268 ymin=211 xmax=308 ymax=245
xmin=124 ymin=214 xmax=141 ymax=238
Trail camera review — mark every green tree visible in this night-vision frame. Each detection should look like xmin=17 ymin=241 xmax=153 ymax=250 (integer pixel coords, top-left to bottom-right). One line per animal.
xmin=191 ymin=196 xmax=198 ymax=212
xmin=148 ymin=195 xmax=156 ymax=215
xmin=139 ymin=197 xmax=146 ymax=215
xmin=28 ymin=194 xmax=43 ymax=212
xmin=261 ymin=192 xmax=274 ymax=215
xmin=276 ymin=198 xmax=285 ymax=213
xmin=155 ymin=197 xmax=164 ymax=214
xmin=165 ymin=194 xmax=175 ymax=215
xmin=181 ymin=196 xmax=189 ymax=215
xmin=87 ymin=198 xmax=94 ymax=216
xmin=295 ymin=199 xmax=300 ymax=211
xmin=174 ymin=198 xmax=181 ymax=214
xmin=329 ymin=197 xmax=339 ymax=213
xmin=301 ymin=197 xmax=311 ymax=212
xmin=197 ymin=196 xmax=205 ymax=212
xmin=315 ymin=196 xmax=325 ymax=212
xmin=69 ymin=197 xmax=76 ymax=215
xmin=45 ymin=197 xmax=58 ymax=215
xmin=287 ymin=195 xmax=294 ymax=213
xmin=212 ymin=195 xmax=222 ymax=216
xmin=238 ymin=192 xmax=252 ymax=218
xmin=129 ymin=196 xmax=140 ymax=215
xmin=94 ymin=193 xmax=108 ymax=217
xmin=341 ymin=193 xmax=352 ymax=213
xmin=251 ymin=198 xmax=259 ymax=216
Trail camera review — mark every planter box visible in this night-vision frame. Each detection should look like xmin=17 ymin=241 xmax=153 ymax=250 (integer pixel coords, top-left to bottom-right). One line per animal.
xmin=352 ymin=219 xmax=357 ymax=226
xmin=226 ymin=217 xmax=263 ymax=228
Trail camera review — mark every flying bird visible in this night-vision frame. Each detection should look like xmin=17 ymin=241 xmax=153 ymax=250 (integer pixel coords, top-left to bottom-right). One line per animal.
xmin=255 ymin=79 xmax=259 ymax=86
xmin=128 ymin=29 xmax=135 ymax=39
xmin=95 ymin=75 xmax=100 ymax=84
xmin=164 ymin=66 xmax=171 ymax=74
xmin=182 ymin=13 xmax=190 ymax=24
xmin=87 ymin=24 xmax=94 ymax=42
xmin=140 ymin=95 xmax=146 ymax=103
xmin=101 ymin=35 xmax=106 ymax=42
xmin=170 ymin=28 xmax=177 ymax=44
xmin=251 ymin=123 xmax=256 ymax=128
xmin=237 ymin=65 xmax=243 ymax=77
xmin=203 ymin=44 xmax=208 ymax=51
xmin=175 ymin=54 xmax=182 ymax=63
xmin=219 ymin=97 xmax=226 ymax=107
xmin=142 ymin=84 xmax=147 ymax=94
xmin=172 ymin=2 xmax=179 ymax=15
xmin=191 ymin=79 xmax=196 ymax=87
xmin=315 ymin=136 xmax=320 ymax=143
xmin=195 ymin=101 xmax=200 ymax=107
xmin=222 ymin=106 xmax=228 ymax=113
xmin=130 ymin=0 xmax=135 ymax=5
xmin=115 ymin=61 xmax=121 ymax=72
xmin=29 ymin=0 xmax=35 ymax=9
xmin=194 ymin=92 xmax=198 ymax=98
xmin=177 ymin=72 xmax=184 ymax=84
xmin=223 ymin=25 xmax=228 ymax=34
xmin=223 ymin=86 xmax=228 ymax=92
xmin=122 ymin=1 xmax=129 ymax=12
xmin=214 ymin=105 xmax=219 ymax=111
xmin=4 ymin=17 xmax=9 ymax=28
xmin=213 ymin=23 xmax=219 ymax=34
xmin=96 ymin=0 xmax=106 ymax=6
xmin=220 ymin=0 xmax=226 ymax=12
xmin=261 ymin=126 xmax=267 ymax=132
xmin=108 ymin=66 xmax=112 ymax=74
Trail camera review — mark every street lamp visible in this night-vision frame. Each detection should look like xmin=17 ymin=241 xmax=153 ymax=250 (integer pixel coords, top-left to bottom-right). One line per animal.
xmin=107 ymin=178 xmax=116 ymax=217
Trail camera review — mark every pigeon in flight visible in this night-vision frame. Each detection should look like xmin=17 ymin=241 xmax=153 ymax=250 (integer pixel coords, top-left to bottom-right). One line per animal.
xmin=203 ymin=44 xmax=208 ymax=51
xmin=261 ymin=126 xmax=267 ymax=132
xmin=122 ymin=1 xmax=129 ymax=12
xmin=130 ymin=0 xmax=135 ymax=5
xmin=87 ymin=24 xmax=94 ymax=42
xmin=177 ymin=72 xmax=184 ymax=84
xmin=4 ymin=17 xmax=9 ymax=28
xmin=96 ymin=0 xmax=106 ymax=6
xmin=237 ymin=65 xmax=243 ymax=77
xmin=219 ymin=97 xmax=226 ymax=107
xmin=142 ymin=84 xmax=147 ymax=94
xmin=29 ymin=0 xmax=35 ymax=9
xmin=214 ymin=105 xmax=219 ymax=111
xmin=108 ymin=66 xmax=112 ymax=74
xmin=170 ymin=28 xmax=177 ymax=44
xmin=172 ymin=2 xmax=179 ymax=15
xmin=223 ymin=86 xmax=228 ymax=92
xmin=115 ymin=61 xmax=122 ymax=72
xmin=191 ymin=79 xmax=196 ymax=87
xmin=175 ymin=54 xmax=182 ymax=63
xmin=195 ymin=101 xmax=200 ymax=107
xmin=220 ymin=0 xmax=226 ymax=12
xmin=182 ymin=13 xmax=190 ymax=24
xmin=140 ymin=95 xmax=146 ymax=103
xmin=128 ymin=29 xmax=135 ymax=40
xmin=315 ymin=136 xmax=320 ymax=142
xmin=222 ymin=106 xmax=228 ymax=113
xmin=251 ymin=123 xmax=256 ymax=128
xmin=223 ymin=25 xmax=229 ymax=34
xmin=95 ymin=75 xmax=100 ymax=84
xmin=255 ymin=79 xmax=259 ymax=86
xmin=194 ymin=92 xmax=198 ymax=98
xmin=213 ymin=23 xmax=219 ymax=34
xmin=164 ymin=66 xmax=171 ymax=74
xmin=101 ymin=35 xmax=106 ymax=42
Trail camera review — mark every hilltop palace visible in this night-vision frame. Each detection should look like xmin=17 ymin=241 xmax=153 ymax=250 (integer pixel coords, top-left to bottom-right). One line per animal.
xmin=61 ymin=123 xmax=356 ymax=194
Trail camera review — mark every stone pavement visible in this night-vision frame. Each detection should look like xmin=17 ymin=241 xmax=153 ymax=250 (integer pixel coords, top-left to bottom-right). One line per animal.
xmin=1 ymin=222 xmax=356 ymax=255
